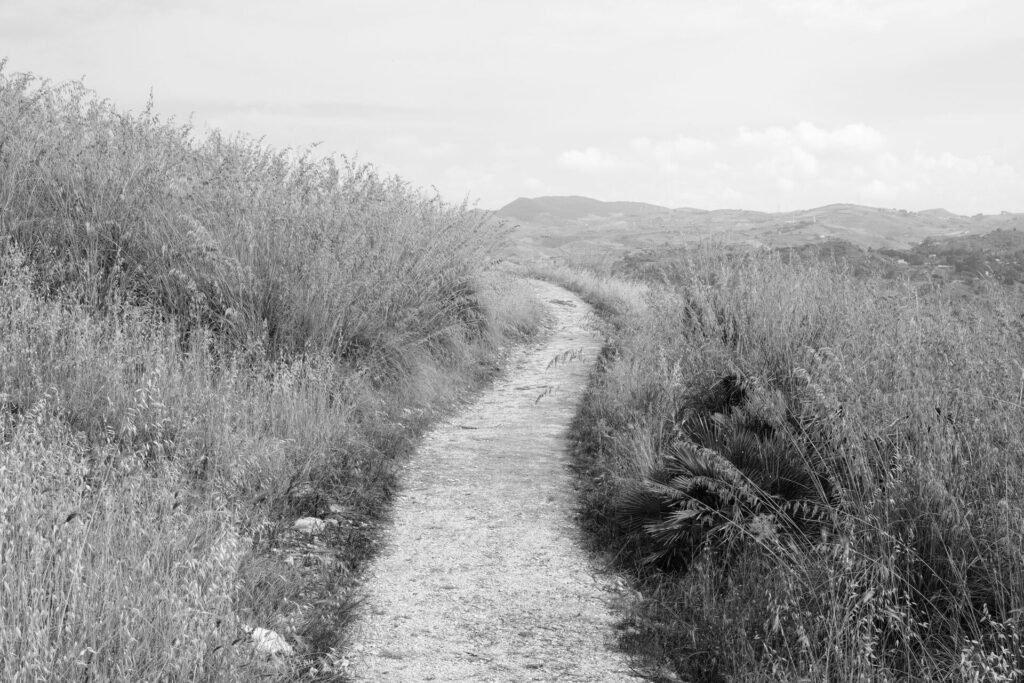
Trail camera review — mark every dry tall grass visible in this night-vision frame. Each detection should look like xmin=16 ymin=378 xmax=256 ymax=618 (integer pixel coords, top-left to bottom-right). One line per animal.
xmin=567 ymin=246 xmax=1024 ymax=681
xmin=0 ymin=63 xmax=543 ymax=680
xmin=521 ymin=260 xmax=648 ymax=317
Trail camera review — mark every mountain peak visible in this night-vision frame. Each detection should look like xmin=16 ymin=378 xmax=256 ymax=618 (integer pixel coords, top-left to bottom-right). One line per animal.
xmin=498 ymin=195 xmax=668 ymax=222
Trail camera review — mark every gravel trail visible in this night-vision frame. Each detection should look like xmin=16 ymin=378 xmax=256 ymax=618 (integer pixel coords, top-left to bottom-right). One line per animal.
xmin=346 ymin=280 xmax=643 ymax=682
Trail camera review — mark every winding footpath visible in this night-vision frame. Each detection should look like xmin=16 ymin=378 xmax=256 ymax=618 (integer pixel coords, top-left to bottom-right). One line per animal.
xmin=346 ymin=280 xmax=643 ymax=682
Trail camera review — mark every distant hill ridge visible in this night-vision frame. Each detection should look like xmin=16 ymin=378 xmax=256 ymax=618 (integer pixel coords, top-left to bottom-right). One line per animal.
xmin=495 ymin=195 xmax=1024 ymax=258
xmin=499 ymin=195 xmax=668 ymax=222
xmin=497 ymin=196 xmax=975 ymax=222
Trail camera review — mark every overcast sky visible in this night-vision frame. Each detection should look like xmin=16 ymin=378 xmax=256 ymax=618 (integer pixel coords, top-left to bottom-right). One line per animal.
xmin=3 ymin=0 xmax=1022 ymax=213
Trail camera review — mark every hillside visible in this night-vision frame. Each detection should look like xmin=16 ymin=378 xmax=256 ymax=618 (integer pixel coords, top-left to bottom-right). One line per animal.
xmin=496 ymin=195 xmax=1024 ymax=258
xmin=0 ymin=67 xmax=545 ymax=680
xmin=894 ymin=227 xmax=1024 ymax=283
xmin=500 ymin=195 xmax=667 ymax=222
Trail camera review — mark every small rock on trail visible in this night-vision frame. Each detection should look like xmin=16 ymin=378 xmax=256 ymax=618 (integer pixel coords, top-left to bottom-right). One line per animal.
xmin=345 ymin=280 xmax=644 ymax=682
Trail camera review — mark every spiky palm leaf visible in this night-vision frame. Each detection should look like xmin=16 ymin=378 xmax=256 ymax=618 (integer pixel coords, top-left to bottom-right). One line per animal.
xmin=617 ymin=401 xmax=838 ymax=570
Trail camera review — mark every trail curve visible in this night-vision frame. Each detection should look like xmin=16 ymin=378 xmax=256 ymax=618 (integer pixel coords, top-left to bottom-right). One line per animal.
xmin=346 ymin=279 xmax=642 ymax=682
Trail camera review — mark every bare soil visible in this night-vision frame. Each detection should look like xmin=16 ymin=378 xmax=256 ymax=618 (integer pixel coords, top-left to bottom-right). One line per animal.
xmin=345 ymin=280 xmax=643 ymax=682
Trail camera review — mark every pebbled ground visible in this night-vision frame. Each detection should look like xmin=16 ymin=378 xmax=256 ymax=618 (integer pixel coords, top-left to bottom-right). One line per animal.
xmin=345 ymin=280 xmax=643 ymax=682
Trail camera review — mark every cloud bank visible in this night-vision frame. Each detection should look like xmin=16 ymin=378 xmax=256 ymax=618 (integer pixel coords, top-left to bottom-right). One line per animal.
xmin=2 ymin=0 xmax=1021 ymax=213
xmin=534 ymin=122 xmax=1020 ymax=213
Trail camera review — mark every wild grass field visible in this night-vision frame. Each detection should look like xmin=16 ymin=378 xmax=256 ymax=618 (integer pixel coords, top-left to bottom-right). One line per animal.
xmin=6 ymin=58 xmax=1023 ymax=683
xmin=550 ymin=249 xmax=1024 ymax=681
xmin=0 ymin=64 xmax=545 ymax=680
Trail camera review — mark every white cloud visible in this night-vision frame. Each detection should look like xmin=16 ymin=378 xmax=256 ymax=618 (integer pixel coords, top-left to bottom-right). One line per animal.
xmin=523 ymin=177 xmax=545 ymax=193
xmin=795 ymin=122 xmax=885 ymax=152
xmin=557 ymin=147 xmax=617 ymax=172
xmin=863 ymin=178 xmax=890 ymax=197
xmin=658 ymin=120 xmax=1021 ymax=212
xmin=791 ymin=147 xmax=820 ymax=175
xmin=626 ymin=135 xmax=718 ymax=176
xmin=904 ymin=152 xmax=1020 ymax=208
xmin=736 ymin=122 xmax=884 ymax=152
xmin=751 ymin=146 xmax=820 ymax=193
xmin=5 ymin=0 xmax=1021 ymax=213
xmin=731 ymin=121 xmax=893 ymax=201
xmin=777 ymin=176 xmax=797 ymax=193
xmin=629 ymin=137 xmax=652 ymax=152
xmin=631 ymin=136 xmax=716 ymax=158
xmin=736 ymin=125 xmax=792 ymax=148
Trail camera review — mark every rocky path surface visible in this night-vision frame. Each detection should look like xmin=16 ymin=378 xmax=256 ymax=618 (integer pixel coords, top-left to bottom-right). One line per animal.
xmin=345 ymin=280 xmax=643 ymax=682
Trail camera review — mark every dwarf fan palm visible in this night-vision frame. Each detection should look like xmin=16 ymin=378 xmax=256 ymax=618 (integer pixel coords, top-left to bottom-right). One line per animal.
xmin=619 ymin=390 xmax=837 ymax=571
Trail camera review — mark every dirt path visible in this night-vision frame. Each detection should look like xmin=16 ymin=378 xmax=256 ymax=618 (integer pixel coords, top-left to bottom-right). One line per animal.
xmin=345 ymin=280 xmax=643 ymax=682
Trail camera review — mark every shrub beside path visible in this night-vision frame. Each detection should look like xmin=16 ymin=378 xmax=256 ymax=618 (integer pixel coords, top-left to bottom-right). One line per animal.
xmin=346 ymin=280 xmax=644 ymax=682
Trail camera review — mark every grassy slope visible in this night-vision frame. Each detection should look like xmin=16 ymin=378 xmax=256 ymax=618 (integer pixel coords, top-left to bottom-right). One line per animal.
xmin=543 ymin=252 xmax=1024 ymax=682
xmin=0 ymin=65 xmax=545 ymax=680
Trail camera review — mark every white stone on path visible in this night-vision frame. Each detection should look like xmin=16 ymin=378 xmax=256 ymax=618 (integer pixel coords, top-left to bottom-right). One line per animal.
xmin=250 ymin=626 xmax=294 ymax=657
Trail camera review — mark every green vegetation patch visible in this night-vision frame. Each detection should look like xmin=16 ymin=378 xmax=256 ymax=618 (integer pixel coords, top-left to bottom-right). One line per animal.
xmin=0 ymin=64 xmax=543 ymax=680
xmin=562 ymin=249 xmax=1024 ymax=681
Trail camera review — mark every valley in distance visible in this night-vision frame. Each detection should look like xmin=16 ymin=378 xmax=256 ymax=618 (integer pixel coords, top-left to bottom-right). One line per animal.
xmin=496 ymin=195 xmax=1024 ymax=284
